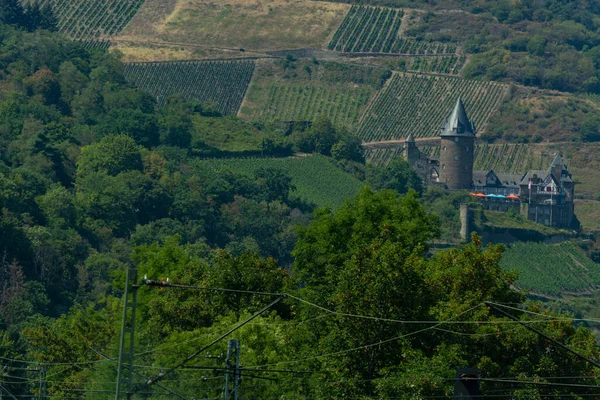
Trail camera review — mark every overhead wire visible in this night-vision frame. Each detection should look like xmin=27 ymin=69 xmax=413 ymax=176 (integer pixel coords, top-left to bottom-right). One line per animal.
xmin=245 ymin=303 xmax=485 ymax=369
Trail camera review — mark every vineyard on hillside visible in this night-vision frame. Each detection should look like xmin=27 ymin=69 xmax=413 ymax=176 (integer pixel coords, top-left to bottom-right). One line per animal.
xmin=473 ymin=143 xmax=552 ymax=174
xmin=357 ymin=73 xmax=508 ymax=142
xmin=24 ymin=0 xmax=144 ymax=40
xmin=246 ymin=82 xmax=374 ymax=127
xmin=196 ymin=155 xmax=363 ymax=209
xmin=500 ymin=241 xmax=600 ymax=296
xmin=123 ymin=60 xmax=255 ymax=115
xmin=407 ymin=55 xmax=466 ymax=75
xmin=365 ymin=145 xmax=440 ymax=167
xmin=328 ymin=5 xmax=457 ymax=55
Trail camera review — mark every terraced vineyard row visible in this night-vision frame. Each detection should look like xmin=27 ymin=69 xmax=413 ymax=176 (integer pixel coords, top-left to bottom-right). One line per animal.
xmin=196 ymin=155 xmax=363 ymax=209
xmin=123 ymin=60 xmax=256 ymax=115
xmin=500 ymin=241 xmax=600 ymax=296
xmin=254 ymin=83 xmax=374 ymax=127
xmin=357 ymin=73 xmax=508 ymax=142
xmin=365 ymin=145 xmax=439 ymax=167
xmin=328 ymin=5 xmax=456 ymax=55
xmin=474 ymin=143 xmax=550 ymax=173
xmin=24 ymin=0 xmax=144 ymax=40
xmin=407 ymin=55 xmax=466 ymax=75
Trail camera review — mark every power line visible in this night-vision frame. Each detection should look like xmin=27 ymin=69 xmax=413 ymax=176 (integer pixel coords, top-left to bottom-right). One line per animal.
xmin=488 ymin=301 xmax=600 ymax=324
xmin=89 ymin=347 xmax=187 ymax=400
xmin=486 ymin=302 xmax=600 ymax=370
xmin=245 ymin=303 xmax=484 ymax=369
xmin=142 ymin=281 xmax=587 ymax=325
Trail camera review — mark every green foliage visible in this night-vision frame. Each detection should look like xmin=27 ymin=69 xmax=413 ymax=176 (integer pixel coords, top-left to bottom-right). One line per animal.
xmin=77 ymin=135 xmax=143 ymax=177
xmin=366 ymin=158 xmax=424 ymax=196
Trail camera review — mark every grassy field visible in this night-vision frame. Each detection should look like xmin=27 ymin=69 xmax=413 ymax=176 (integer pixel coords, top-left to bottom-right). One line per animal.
xmin=196 ymin=155 xmax=363 ymax=209
xmin=116 ymin=0 xmax=349 ymax=56
xmin=357 ymin=73 xmax=508 ymax=142
xmin=500 ymin=241 xmax=600 ymax=296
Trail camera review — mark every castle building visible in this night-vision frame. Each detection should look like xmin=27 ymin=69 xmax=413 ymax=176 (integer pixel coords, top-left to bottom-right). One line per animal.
xmin=438 ymin=97 xmax=475 ymax=190
xmin=402 ymin=97 xmax=575 ymax=229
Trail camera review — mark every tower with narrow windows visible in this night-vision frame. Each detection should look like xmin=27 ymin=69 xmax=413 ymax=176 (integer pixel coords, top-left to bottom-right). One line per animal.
xmin=438 ymin=97 xmax=475 ymax=190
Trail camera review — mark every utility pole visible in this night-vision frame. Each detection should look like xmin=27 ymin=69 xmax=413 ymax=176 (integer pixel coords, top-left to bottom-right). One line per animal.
xmin=116 ymin=268 xmax=139 ymax=400
xmin=38 ymin=366 xmax=47 ymax=400
xmin=223 ymin=339 xmax=241 ymax=400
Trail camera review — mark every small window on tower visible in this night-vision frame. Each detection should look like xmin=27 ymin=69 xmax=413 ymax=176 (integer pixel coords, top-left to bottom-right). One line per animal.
xmin=466 ymin=147 xmax=469 ymax=152
xmin=442 ymin=164 xmax=446 ymax=169
xmin=455 ymin=137 xmax=460 ymax=143
xmin=453 ymin=155 xmax=458 ymax=161
xmin=443 ymin=146 xmax=447 ymax=151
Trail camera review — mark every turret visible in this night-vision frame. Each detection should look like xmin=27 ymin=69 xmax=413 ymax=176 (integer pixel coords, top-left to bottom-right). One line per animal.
xmin=403 ymin=133 xmax=419 ymax=164
xmin=438 ymin=97 xmax=475 ymax=190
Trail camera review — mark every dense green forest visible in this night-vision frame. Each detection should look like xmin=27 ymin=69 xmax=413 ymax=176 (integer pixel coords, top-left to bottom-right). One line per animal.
xmin=2 ymin=2 xmax=600 ymax=399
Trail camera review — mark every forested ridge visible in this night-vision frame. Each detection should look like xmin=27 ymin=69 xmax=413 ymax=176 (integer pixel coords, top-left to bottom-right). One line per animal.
xmin=1 ymin=2 xmax=600 ymax=399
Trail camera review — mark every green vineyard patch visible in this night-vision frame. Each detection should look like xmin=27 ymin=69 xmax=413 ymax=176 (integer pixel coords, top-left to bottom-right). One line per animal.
xmin=501 ymin=241 xmax=600 ymax=296
xmin=196 ymin=155 xmax=363 ymax=209
xmin=473 ymin=143 xmax=553 ymax=174
xmin=358 ymin=73 xmax=508 ymax=142
xmin=407 ymin=55 xmax=466 ymax=75
xmin=240 ymin=60 xmax=383 ymax=127
xmin=328 ymin=5 xmax=456 ymax=55
xmin=248 ymin=82 xmax=373 ymax=126
xmin=26 ymin=0 xmax=144 ymax=39
xmin=123 ymin=60 xmax=255 ymax=115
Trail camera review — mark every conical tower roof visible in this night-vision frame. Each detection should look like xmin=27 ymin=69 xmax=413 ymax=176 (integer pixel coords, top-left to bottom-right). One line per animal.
xmin=405 ymin=133 xmax=415 ymax=143
xmin=440 ymin=97 xmax=476 ymax=137
xmin=550 ymin=153 xmax=563 ymax=168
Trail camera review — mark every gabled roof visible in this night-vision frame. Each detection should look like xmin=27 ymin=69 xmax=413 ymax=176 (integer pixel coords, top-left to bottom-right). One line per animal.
xmin=440 ymin=97 xmax=476 ymax=137
xmin=473 ymin=170 xmax=521 ymax=187
xmin=519 ymin=170 xmax=546 ymax=185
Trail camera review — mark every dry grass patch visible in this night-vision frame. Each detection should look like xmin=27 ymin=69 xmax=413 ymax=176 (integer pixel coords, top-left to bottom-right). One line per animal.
xmin=113 ymin=41 xmax=248 ymax=62
xmin=117 ymin=0 xmax=349 ymax=56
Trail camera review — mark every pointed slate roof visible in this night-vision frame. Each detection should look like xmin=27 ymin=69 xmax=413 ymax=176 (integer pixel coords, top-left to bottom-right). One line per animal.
xmin=547 ymin=153 xmax=564 ymax=174
xmin=405 ymin=133 xmax=415 ymax=143
xmin=550 ymin=153 xmax=563 ymax=167
xmin=440 ymin=97 xmax=476 ymax=137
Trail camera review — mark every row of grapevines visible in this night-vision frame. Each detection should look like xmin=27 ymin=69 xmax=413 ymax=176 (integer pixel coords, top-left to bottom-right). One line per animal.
xmin=24 ymin=0 xmax=144 ymax=40
xmin=500 ymin=241 xmax=600 ymax=296
xmin=408 ymin=55 xmax=466 ymax=75
xmin=123 ymin=60 xmax=256 ymax=115
xmin=328 ymin=6 xmax=457 ymax=55
xmin=78 ymin=39 xmax=111 ymax=51
xmin=258 ymin=82 xmax=374 ymax=127
xmin=357 ymin=73 xmax=508 ymax=142
xmin=328 ymin=6 xmax=405 ymax=53
xmin=474 ymin=143 xmax=551 ymax=174
xmin=195 ymin=155 xmax=363 ymax=209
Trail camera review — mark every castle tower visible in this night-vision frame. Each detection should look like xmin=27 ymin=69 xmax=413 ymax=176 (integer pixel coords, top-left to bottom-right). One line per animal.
xmin=403 ymin=133 xmax=419 ymax=164
xmin=438 ymin=97 xmax=476 ymax=190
